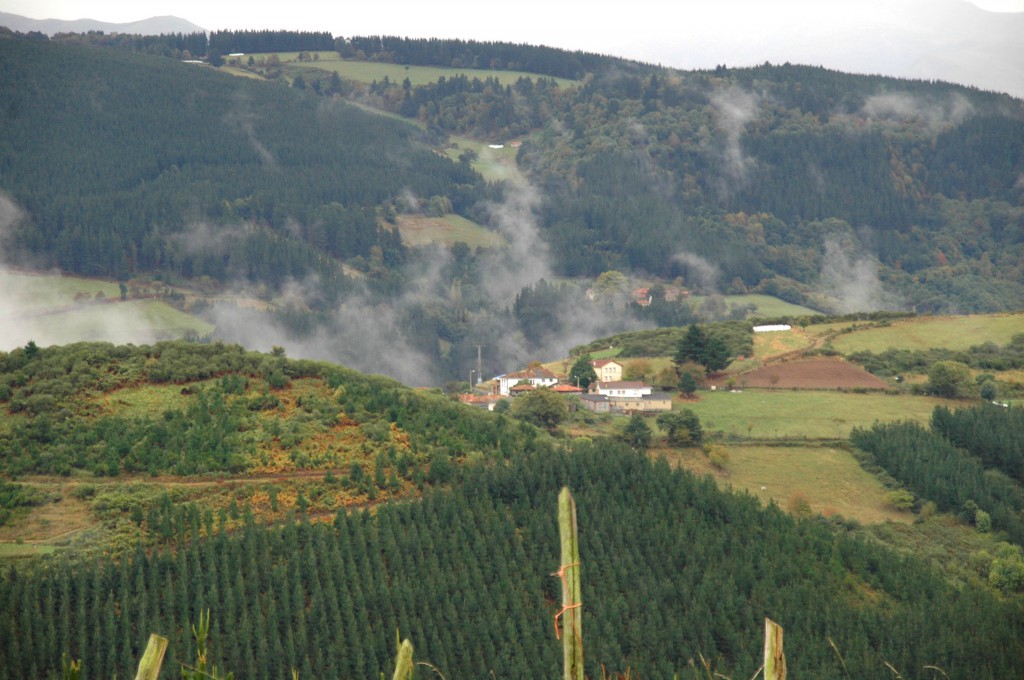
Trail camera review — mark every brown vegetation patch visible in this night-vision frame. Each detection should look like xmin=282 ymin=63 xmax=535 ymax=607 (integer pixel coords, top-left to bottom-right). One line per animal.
xmin=722 ymin=358 xmax=889 ymax=390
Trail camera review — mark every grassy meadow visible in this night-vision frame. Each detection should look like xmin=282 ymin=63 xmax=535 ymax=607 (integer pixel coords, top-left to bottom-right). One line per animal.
xmin=689 ymin=293 xmax=820 ymax=319
xmin=396 ymin=213 xmax=506 ymax=248
xmin=751 ymin=326 xmax=818 ymax=360
xmin=2 ymin=270 xmax=122 ymax=307
xmin=682 ymin=389 xmax=948 ymax=440
xmin=2 ymin=272 xmax=213 ymax=350
xmin=253 ymin=51 xmax=581 ymax=89
xmin=445 ymin=135 xmax=523 ymax=181
xmin=826 ymin=313 xmax=1024 ymax=354
xmin=25 ymin=300 xmax=214 ymax=346
xmin=663 ymin=444 xmax=911 ymax=525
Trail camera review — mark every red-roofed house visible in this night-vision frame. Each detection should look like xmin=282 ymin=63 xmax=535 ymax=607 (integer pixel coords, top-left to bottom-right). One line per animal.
xmin=632 ymin=287 xmax=652 ymax=306
xmin=458 ymin=393 xmax=506 ymax=411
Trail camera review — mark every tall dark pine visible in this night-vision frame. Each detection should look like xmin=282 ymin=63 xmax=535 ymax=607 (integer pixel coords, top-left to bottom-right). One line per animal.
xmin=673 ymin=324 xmax=729 ymax=374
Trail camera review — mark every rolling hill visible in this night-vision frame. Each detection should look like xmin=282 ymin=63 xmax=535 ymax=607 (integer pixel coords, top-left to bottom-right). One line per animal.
xmin=1 ymin=339 xmax=1023 ymax=678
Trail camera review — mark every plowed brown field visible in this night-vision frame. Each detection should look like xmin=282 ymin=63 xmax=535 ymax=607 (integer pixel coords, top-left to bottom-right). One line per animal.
xmin=721 ymin=357 xmax=889 ymax=390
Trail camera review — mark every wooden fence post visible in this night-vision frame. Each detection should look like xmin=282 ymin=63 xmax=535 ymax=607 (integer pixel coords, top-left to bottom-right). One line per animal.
xmin=557 ymin=487 xmax=583 ymax=680
xmin=764 ymin=618 xmax=786 ymax=680
xmin=134 ymin=633 xmax=168 ymax=680
xmin=392 ymin=638 xmax=414 ymax=680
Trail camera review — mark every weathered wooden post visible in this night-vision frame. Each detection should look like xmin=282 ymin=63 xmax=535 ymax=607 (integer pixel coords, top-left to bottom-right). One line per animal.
xmin=133 ymin=633 xmax=168 ymax=680
xmin=556 ymin=486 xmax=583 ymax=680
xmin=392 ymin=638 xmax=414 ymax=680
xmin=764 ymin=618 xmax=786 ymax=680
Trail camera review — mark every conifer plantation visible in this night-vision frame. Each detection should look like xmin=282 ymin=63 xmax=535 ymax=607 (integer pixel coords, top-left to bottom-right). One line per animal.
xmin=3 ymin=443 xmax=1024 ymax=679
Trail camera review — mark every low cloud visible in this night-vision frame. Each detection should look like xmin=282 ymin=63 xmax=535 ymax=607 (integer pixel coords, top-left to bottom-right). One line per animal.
xmin=861 ymin=92 xmax=974 ymax=129
xmin=206 ymin=174 xmax=649 ymax=385
xmin=710 ymin=85 xmax=761 ymax=186
xmin=223 ymin=95 xmax=278 ymax=169
xmin=673 ymin=251 xmax=721 ymax=292
xmin=211 ymin=296 xmax=439 ymax=386
xmin=480 ymin=177 xmax=551 ymax=304
xmin=819 ymin=236 xmax=899 ymax=313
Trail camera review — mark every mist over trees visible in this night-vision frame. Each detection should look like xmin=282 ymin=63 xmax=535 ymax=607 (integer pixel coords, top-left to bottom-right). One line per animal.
xmin=1 ymin=31 xmax=1023 ymax=384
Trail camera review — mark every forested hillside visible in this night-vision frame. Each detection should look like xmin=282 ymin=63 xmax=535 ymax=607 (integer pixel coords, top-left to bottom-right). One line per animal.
xmin=2 ymin=31 xmax=1023 ymax=386
xmin=312 ymin=40 xmax=1022 ymax=311
xmin=3 ymin=431 xmax=1023 ymax=679
xmin=0 ymin=36 xmax=481 ymax=299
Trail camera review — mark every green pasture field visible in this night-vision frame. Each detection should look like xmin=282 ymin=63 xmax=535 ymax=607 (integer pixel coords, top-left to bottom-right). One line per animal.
xmin=828 ymin=313 xmax=1024 ymax=354
xmin=665 ymin=444 xmax=910 ymax=525
xmin=689 ymin=294 xmax=820 ymax=319
xmin=446 ymin=135 xmax=522 ymax=181
xmin=588 ymin=347 xmax=622 ymax=360
xmin=685 ymin=389 xmax=950 ymax=440
xmin=251 ymin=51 xmax=580 ymax=89
xmin=396 ymin=213 xmax=506 ymax=248
xmin=752 ymin=327 xmax=817 ymax=360
xmin=27 ymin=300 xmax=214 ymax=346
xmin=2 ymin=270 xmax=121 ymax=307
xmin=217 ymin=65 xmax=265 ymax=80
xmin=0 ymin=543 xmax=58 ymax=558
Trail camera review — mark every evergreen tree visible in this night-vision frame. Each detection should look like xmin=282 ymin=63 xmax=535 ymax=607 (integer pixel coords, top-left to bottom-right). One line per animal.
xmin=568 ymin=355 xmax=598 ymax=390
xmin=622 ymin=413 xmax=653 ymax=451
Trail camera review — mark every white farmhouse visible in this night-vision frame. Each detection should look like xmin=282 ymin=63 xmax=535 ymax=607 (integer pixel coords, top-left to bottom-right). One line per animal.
xmin=497 ymin=367 xmax=560 ymax=396
xmin=590 ymin=380 xmax=652 ymax=399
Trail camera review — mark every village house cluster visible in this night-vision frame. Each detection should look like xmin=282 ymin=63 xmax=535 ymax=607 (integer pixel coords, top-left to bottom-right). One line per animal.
xmin=459 ymin=359 xmax=673 ymax=415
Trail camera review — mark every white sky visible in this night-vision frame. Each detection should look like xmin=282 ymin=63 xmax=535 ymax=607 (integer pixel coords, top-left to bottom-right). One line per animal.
xmin=1 ymin=1 xmax=1022 ymax=87
xmin=2 ymin=1 xmax=1021 ymax=40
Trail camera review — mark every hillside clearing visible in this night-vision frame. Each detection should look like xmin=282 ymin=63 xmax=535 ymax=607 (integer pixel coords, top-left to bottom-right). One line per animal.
xmin=396 ymin=213 xmax=506 ymax=248
xmin=689 ymin=293 xmax=820 ymax=318
xmin=828 ymin=313 xmax=1024 ymax=354
xmin=445 ymin=135 xmax=522 ymax=181
xmin=684 ymin=390 xmax=948 ymax=439
xmin=261 ymin=51 xmax=581 ymax=89
xmin=663 ymin=444 xmax=911 ymax=525
xmin=19 ymin=300 xmax=214 ymax=347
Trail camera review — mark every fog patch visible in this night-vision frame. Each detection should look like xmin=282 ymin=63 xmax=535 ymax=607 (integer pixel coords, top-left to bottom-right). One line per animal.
xmin=480 ymin=178 xmax=551 ymax=304
xmin=673 ymin=251 xmax=721 ymax=293
xmin=861 ymin=92 xmax=974 ymax=129
xmin=211 ymin=295 xmax=438 ymax=387
xmin=820 ymin=237 xmax=898 ymax=313
xmin=170 ymin=220 xmax=247 ymax=256
xmin=710 ymin=85 xmax=761 ymax=187
xmin=223 ymin=96 xmax=278 ymax=169
xmin=0 ymin=269 xmax=173 ymax=351
xmin=0 ymin=192 xmax=25 ymax=246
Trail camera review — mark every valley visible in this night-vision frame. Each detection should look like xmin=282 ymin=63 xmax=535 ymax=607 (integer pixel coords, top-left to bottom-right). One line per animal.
xmin=0 ymin=25 xmax=1023 ymax=680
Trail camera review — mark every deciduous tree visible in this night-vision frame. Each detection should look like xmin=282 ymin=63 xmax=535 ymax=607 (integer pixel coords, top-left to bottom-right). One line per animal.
xmin=510 ymin=388 xmax=567 ymax=433
xmin=927 ymin=360 xmax=971 ymax=398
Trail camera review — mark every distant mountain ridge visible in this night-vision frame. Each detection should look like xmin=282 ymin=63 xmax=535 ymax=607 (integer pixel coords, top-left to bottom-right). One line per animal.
xmin=0 ymin=12 xmax=204 ymax=36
